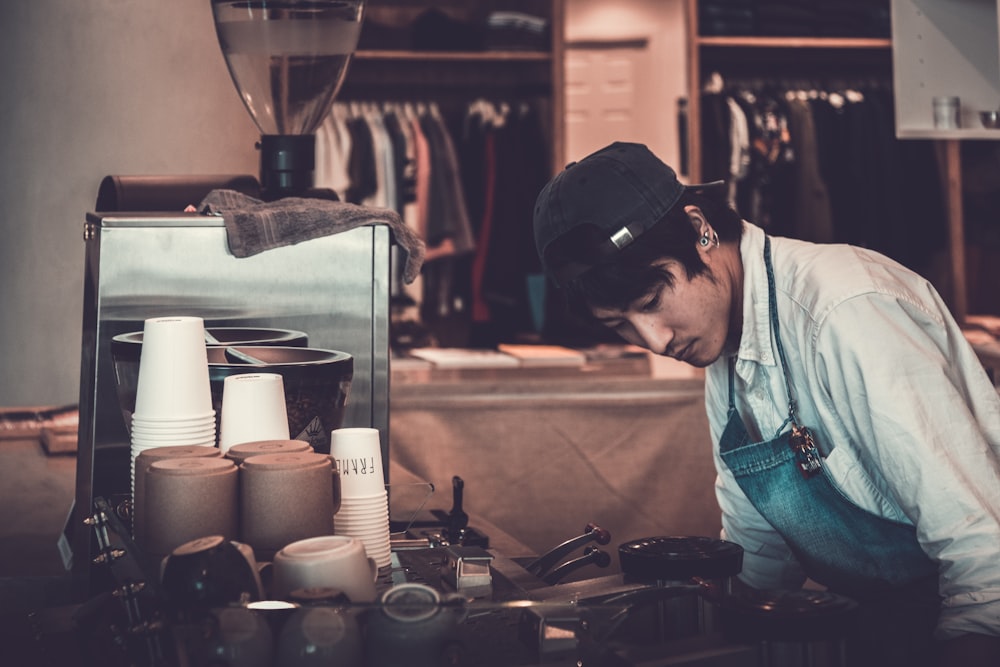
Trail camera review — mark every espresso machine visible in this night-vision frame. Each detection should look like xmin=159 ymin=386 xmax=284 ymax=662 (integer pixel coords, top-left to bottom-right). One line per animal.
xmin=71 ymin=0 xmax=382 ymax=597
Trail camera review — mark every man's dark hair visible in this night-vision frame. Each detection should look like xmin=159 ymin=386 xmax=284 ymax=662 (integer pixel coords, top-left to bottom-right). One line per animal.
xmin=553 ymin=192 xmax=743 ymax=320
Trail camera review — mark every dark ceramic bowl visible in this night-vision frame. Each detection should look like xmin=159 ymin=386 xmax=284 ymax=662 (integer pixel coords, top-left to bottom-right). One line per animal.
xmin=207 ymin=346 xmax=354 ymax=455
xmin=111 ymin=327 xmax=308 ymax=434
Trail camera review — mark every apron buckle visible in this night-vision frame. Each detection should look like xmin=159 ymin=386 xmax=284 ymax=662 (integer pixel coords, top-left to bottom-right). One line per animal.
xmin=790 ymin=425 xmax=822 ymax=478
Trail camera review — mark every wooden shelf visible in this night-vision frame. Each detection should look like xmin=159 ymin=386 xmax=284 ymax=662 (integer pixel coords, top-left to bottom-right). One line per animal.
xmin=891 ymin=0 xmax=1000 ymax=141
xmin=890 ymin=0 xmax=1000 ymax=320
xmin=355 ymin=49 xmax=552 ymax=62
xmin=685 ymin=0 xmax=893 ymax=183
xmin=684 ymin=0 xmax=989 ymax=321
xmin=695 ymin=36 xmax=891 ymax=49
xmin=898 ymin=128 xmax=1000 ymax=140
xmin=342 ymin=0 xmax=565 ymax=170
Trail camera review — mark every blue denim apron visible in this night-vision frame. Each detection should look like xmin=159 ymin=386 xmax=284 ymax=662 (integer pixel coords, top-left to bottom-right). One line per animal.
xmin=718 ymin=237 xmax=941 ymax=665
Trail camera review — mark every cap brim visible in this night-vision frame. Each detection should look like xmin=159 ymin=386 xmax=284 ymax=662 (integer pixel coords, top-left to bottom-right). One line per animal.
xmin=684 ymin=180 xmax=727 ymax=197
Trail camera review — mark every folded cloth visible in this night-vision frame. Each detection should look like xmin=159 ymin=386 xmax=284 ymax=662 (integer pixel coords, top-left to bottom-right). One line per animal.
xmin=199 ymin=189 xmax=426 ymax=284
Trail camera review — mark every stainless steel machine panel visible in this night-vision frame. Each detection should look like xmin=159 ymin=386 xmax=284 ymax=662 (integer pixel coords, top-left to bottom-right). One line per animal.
xmin=74 ymin=212 xmax=390 ymax=593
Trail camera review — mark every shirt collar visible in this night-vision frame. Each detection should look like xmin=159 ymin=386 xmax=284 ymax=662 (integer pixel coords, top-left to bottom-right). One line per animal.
xmin=735 ymin=221 xmax=778 ymax=367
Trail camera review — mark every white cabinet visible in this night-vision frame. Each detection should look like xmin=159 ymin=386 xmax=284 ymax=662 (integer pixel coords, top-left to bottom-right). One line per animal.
xmin=890 ymin=0 xmax=1000 ymax=320
xmin=891 ymin=0 xmax=1000 ymax=138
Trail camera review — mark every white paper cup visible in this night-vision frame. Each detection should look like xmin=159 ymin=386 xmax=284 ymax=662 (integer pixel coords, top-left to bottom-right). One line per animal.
xmin=133 ymin=316 xmax=214 ymax=420
xmin=335 ymin=514 xmax=390 ymax=527
xmin=272 ymin=535 xmax=378 ymax=603
xmin=333 ymin=489 xmax=391 ymax=568
xmin=130 ymin=413 xmax=215 ymax=435
xmin=335 ymin=521 xmax=391 ymax=538
xmin=219 ymin=373 xmax=290 ymax=453
xmin=335 ymin=508 xmax=389 ymax=521
xmin=329 ymin=428 xmax=385 ymax=498
xmin=130 ymin=426 xmax=217 ymax=442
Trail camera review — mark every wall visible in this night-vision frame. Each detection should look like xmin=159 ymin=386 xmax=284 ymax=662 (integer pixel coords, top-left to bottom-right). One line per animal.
xmin=0 ymin=0 xmax=688 ymax=408
xmin=0 ymin=0 xmax=258 ymax=407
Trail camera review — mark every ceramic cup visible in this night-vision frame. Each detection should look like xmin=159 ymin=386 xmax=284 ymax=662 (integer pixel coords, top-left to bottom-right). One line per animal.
xmin=159 ymin=535 xmax=263 ymax=622
xmin=132 ymin=444 xmax=221 ymax=548
xmin=228 ymin=443 xmax=341 ymax=515
xmin=144 ymin=457 xmax=238 ymax=562
xmin=272 ymin=535 xmax=378 ymax=603
xmin=225 ymin=438 xmax=312 ymax=465
xmin=239 ymin=452 xmax=336 ymax=562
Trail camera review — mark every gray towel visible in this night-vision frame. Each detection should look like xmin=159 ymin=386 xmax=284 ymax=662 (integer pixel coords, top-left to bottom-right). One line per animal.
xmin=199 ymin=189 xmax=426 ymax=284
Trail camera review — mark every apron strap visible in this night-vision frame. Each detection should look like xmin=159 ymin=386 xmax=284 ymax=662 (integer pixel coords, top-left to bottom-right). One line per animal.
xmin=763 ymin=236 xmax=800 ymax=434
xmin=726 ymin=236 xmax=799 ymax=435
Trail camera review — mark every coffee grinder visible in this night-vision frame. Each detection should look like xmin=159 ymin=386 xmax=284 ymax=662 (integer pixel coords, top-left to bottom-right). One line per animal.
xmin=72 ymin=0 xmax=384 ymax=599
xmin=210 ymin=0 xmax=366 ymax=200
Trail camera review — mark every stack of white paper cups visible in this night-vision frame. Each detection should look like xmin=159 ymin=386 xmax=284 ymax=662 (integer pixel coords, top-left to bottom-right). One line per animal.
xmin=129 ymin=316 xmax=216 ymax=524
xmin=218 ymin=373 xmax=291 ymax=454
xmin=330 ymin=427 xmax=391 ymax=568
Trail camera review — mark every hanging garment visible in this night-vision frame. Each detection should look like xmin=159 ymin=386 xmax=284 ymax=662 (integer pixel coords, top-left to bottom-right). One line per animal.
xmin=785 ymin=92 xmax=834 ymax=243
xmin=417 ymin=104 xmax=475 ymax=257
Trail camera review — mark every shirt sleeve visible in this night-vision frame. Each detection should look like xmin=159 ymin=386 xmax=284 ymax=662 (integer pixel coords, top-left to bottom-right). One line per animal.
xmin=813 ymin=290 xmax=1000 ymax=638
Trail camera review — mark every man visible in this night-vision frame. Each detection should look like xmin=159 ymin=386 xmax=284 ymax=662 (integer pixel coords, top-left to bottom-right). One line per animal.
xmin=532 ymin=141 xmax=1000 ymax=666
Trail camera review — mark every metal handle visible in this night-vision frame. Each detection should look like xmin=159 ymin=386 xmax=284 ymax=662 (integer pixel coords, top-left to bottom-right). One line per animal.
xmin=525 ymin=523 xmax=611 ymax=577
xmin=542 ymin=546 xmax=612 ymax=585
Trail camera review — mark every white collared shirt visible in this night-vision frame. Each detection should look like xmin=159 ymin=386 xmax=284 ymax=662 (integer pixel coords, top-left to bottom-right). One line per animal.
xmin=705 ymin=221 xmax=1000 ymax=638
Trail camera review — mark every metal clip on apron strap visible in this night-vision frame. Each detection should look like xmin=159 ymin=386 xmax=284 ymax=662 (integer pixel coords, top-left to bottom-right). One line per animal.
xmin=764 ymin=237 xmax=821 ymax=478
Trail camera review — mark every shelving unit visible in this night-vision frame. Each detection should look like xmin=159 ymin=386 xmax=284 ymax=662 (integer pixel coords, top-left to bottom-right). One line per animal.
xmin=683 ymin=0 xmax=992 ymax=321
xmin=891 ymin=0 xmax=1000 ymax=138
xmin=340 ymin=0 xmax=565 ymax=171
xmin=683 ymin=0 xmax=892 ymax=183
xmin=891 ymin=0 xmax=1000 ymax=322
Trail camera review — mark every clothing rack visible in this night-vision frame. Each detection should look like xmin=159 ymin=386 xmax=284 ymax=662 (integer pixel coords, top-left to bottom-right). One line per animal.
xmin=317 ymin=97 xmax=552 ymax=348
xmin=700 ymin=72 xmax=948 ymax=284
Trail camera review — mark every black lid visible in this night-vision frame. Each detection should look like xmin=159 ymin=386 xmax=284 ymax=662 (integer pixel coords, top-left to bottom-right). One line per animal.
xmin=619 ymin=536 xmax=744 ymax=582
xmin=713 ymin=589 xmax=860 ymax=643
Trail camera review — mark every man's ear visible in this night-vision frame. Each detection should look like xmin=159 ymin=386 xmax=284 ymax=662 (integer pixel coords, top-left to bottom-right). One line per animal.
xmin=684 ymin=205 xmax=710 ymax=237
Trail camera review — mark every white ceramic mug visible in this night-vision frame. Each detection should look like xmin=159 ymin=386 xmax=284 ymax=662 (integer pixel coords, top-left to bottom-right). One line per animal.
xmin=272 ymin=535 xmax=378 ymax=603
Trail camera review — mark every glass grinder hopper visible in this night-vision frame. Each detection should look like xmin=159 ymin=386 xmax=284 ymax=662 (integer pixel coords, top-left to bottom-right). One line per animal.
xmin=210 ymin=0 xmax=367 ymax=200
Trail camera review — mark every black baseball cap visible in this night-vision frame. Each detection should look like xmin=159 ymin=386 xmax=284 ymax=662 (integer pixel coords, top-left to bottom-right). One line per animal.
xmin=533 ymin=142 xmax=725 ymax=287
